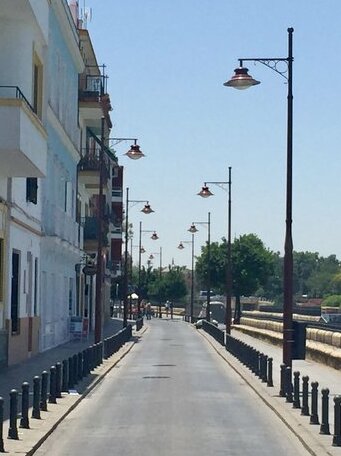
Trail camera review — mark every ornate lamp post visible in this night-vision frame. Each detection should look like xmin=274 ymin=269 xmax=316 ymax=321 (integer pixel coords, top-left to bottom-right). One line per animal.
xmin=224 ymin=28 xmax=294 ymax=367
xmin=138 ymin=223 xmax=159 ymax=317
xmin=178 ymin=237 xmax=195 ymax=322
xmin=148 ymin=247 xmax=163 ymax=318
xmin=198 ymin=167 xmax=232 ymax=334
xmin=188 ymin=212 xmax=211 ymax=321
xmin=123 ymin=189 xmax=154 ymax=327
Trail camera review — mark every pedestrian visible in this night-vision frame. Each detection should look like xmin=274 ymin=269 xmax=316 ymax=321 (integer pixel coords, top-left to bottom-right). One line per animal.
xmin=165 ymin=300 xmax=170 ymax=317
xmin=146 ymin=302 xmax=152 ymax=320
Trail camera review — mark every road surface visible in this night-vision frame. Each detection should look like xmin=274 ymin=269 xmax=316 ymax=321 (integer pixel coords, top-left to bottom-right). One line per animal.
xmin=35 ymin=319 xmax=311 ymax=455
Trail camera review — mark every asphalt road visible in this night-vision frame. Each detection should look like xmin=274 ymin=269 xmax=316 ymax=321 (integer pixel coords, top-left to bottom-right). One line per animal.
xmin=35 ymin=319 xmax=311 ymax=455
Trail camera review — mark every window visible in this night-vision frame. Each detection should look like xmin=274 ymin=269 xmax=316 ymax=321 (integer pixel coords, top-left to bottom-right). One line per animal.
xmin=34 ymin=258 xmax=38 ymax=316
xmin=33 ymin=53 xmax=43 ymax=119
xmin=26 ymin=178 xmax=38 ymax=204
xmin=11 ymin=251 xmax=20 ymax=333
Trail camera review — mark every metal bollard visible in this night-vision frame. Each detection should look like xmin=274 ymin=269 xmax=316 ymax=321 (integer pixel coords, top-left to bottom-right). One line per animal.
xmin=68 ymin=357 xmax=74 ymax=389
xmin=49 ymin=366 xmax=57 ymax=404
xmin=20 ymin=382 xmax=30 ymax=429
xmin=55 ymin=362 xmax=62 ymax=398
xmin=82 ymin=350 xmax=88 ymax=378
xmin=279 ymin=364 xmax=286 ymax=397
xmin=8 ymin=389 xmax=19 ymax=439
xmin=73 ymin=354 xmax=78 ymax=385
xmin=332 ymin=396 xmax=341 ymax=446
xmin=320 ymin=388 xmax=330 ymax=435
xmin=62 ymin=359 xmax=69 ymax=392
xmin=260 ymin=354 xmax=267 ymax=383
xmin=285 ymin=366 xmax=293 ymax=403
xmin=78 ymin=352 xmax=83 ymax=381
xmin=32 ymin=376 xmax=41 ymax=419
xmin=310 ymin=381 xmax=319 ymax=425
xmin=293 ymin=371 xmax=301 ymax=409
xmin=0 ymin=397 xmax=4 ymax=452
xmin=267 ymin=357 xmax=273 ymax=387
xmin=40 ymin=371 xmax=48 ymax=411
xmin=301 ymin=376 xmax=310 ymax=416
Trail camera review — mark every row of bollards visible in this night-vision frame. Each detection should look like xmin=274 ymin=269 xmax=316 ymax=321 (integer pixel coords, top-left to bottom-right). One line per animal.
xmin=0 ymin=325 xmax=133 ymax=453
xmin=280 ymin=365 xmax=341 ymax=447
xmin=202 ymin=320 xmax=225 ymax=346
xmin=225 ymin=333 xmax=273 ymax=387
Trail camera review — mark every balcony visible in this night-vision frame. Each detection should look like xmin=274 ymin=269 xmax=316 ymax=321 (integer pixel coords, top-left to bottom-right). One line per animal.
xmin=79 ymin=74 xmax=112 ymax=127
xmin=0 ymin=86 xmax=47 ymax=177
xmin=82 ymin=216 xmax=109 ymax=251
xmin=78 ymin=147 xmax=111 ymax=193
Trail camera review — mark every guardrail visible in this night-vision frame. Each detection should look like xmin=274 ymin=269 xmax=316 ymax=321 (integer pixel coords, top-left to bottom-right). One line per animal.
xmin=0 ymin=324 xmax=132 ymax=452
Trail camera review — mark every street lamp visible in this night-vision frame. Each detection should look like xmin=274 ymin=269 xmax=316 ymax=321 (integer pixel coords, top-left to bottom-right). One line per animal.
xmin=198 ymin=167 xmax=232 ymax=334
xmin=123 ymin=189 xmax=155 ymax=327
xmin=148 ymin=247 xmax=163 ymax=318
xmin=178 ymin=236 xmax=195 ymax=322
xmin=138 ymin=222 xmax=159 ymax=317
xmin=188 ymin=213 xmax=211 ymax=321
xmin=224 ymin=27 xmax=294 ymax=367
xmin=109 ymin=137 xmax=145 ymax=160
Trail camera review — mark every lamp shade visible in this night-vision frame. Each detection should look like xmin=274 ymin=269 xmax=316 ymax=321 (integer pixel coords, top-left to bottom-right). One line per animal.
xmin=125 ymin=144 xmax=145 ymax=160
xmin=141 ymin=203 xmax=154 ymax=214
xmin=198 ymin=185 xmax=213 ymax=198
xmin=188 ymin=224 xmax=198 ymax=233
xmin=224 ymin=67 xmax=260 ymax=90
xmin=140 ymin=246 xmax=146 ymax=254
xmin=149 ymin=254 xmax=154 ymax=259
xmin=151 ymin=232 xmax=159 ymax=240
xmin=177 ymin=242 xmax=184 ymax=250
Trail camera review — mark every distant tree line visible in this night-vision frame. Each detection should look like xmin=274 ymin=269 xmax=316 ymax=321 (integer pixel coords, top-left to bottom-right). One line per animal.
xmin=112 ymin=234 xmax=341 ymax=310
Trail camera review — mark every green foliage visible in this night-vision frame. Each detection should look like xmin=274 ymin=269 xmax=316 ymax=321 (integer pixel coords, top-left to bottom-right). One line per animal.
xmin=322 ymin=294 xmax=341 ymax=308
xmin=131 ymin=265 xmax=187 ymax=303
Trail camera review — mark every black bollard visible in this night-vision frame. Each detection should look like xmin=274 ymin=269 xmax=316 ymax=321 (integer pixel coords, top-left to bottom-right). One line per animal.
xmin=0 ymin=397 xmax=4 ymax=452
xmin=68 ymin=357 xmax=74 ymax=389
xmin=310 ymin=381 xmax=319 ymax=425
xmin=320 ymin=388 xmax=330 ymax=435
xmin=32 ymin=376 xmax=41 ymax=419
xmin=55 ymin=362 xmax=62 ymax=398
xmin=73 ymin=354 xmax=78 ymax=385
xmin=293 ymin=371 xmax=301 ymax=409
xmin=332 ymin=396 xmax=341 ymax=446
xmin=78 ymin=352 xmax=83 ymax=381
xmin=40 ymin=371 xmax=48 ymax=411
xmin=8 ymin=389 xmax=19 ymax=439
xmin=82 ymin=350 xmax=88 ymax=378
xmin=285 ymin=366 xmax=293 ymax=403
xmin=260 ymin=354 xmax=267 ymax=383
xmin=267 ymin=357 xmax=273 ymax=387
xmin=301 ymin=376 xmax=310 ymax=416
xmin=62 ymin=359 xmax=68 ymax=392
xmin=20 ymin=382 xmax=30 ymax=429
xmin=279 ymin=364 xmax=286 ymax=397
xmin=49 ymin=366 xmax=57 ymax=404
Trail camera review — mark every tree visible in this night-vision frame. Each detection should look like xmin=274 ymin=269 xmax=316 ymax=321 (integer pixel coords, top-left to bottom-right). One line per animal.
xmin=231 ymin=234 xmax=274 ymax=322
xmin=195 ymin=242 xmax=226 ymax=294
xmin=148 ymin=266 xmax=187 ymax=304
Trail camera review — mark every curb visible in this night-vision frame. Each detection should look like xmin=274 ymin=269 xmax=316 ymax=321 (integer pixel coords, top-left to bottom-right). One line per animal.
xmin=196 ymin=327 xmax=335 ymax=456
xmin=7 ymin=326 xmax=148 ymax=456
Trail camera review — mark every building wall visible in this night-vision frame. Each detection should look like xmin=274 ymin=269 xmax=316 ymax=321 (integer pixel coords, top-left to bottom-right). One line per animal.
xmin=39 ymin=3 xmax=83 ymax=352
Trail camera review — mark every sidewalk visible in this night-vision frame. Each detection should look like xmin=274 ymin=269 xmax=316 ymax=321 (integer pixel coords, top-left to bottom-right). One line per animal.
xmin=1 ymin=319 xmax=145 ymax=455
xmin=0 ymin=318 xmax=129 ymax=418
xmin=199 ymin=326 xmax=341 ymax=456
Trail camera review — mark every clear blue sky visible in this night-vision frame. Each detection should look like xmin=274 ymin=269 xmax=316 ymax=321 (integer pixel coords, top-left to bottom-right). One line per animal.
xmin=86 ymin=0 xmax=341 ymax=269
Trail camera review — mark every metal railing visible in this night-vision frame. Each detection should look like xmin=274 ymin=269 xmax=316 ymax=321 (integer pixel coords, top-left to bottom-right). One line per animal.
xmin=0 ymin=85 xmax=35 ymax=113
